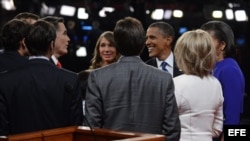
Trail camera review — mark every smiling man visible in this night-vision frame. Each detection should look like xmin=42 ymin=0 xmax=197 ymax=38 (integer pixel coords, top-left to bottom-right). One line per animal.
xmin=145 ymin=21 xmax=182 ymax=77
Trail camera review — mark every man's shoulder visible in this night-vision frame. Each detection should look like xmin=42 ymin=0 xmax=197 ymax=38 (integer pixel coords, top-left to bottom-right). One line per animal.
xmin=56 ymin=67 xmax=78 ymax=78
xmin=145 ymin=57 xmax=157 ymax=66
xmin=145 ymin=57 xmax=155 ymax=63
xmin=89 ymin=64 xmax=115 ymax=75
xmin=0 ymin=52 xmax=27 ymax=62
xmin=29 ymin=60 xmax=78 ymax=79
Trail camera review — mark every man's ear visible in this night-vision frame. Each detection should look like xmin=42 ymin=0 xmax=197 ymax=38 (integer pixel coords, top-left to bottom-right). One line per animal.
xmin=19 ymin=38 xmax=30 ymax=56
xmin=50 ymin=41 xmax=55 ymax=52
xmin=166 ymin=36 xmax=173 ymax=46
xmin=20 ymin=38 xmax=27 ymax=49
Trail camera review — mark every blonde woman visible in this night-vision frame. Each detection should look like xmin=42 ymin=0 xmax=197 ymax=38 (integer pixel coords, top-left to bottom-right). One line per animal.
xmin=173 ymin=29 xmax=224 ymax=141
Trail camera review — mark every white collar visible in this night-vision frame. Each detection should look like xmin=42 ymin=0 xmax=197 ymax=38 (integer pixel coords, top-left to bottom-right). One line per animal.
xmin=51 ymin=55 xmax=58 ymax=64
xmin=156 ymin=52 xmax=174 ymax=68
xmin=29 ymin=56 xmax=49 ymax=61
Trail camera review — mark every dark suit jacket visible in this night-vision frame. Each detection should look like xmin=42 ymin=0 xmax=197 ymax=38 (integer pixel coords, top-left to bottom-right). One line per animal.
xmin=0 ymin=51 xmax=28 ymax=73
xmin=146 ymin=57 xmax=182 ymax=77
xmin=0 ymin=58 xmax=83 ymax=135
xmin=85 ymin=56 xmax=180 ymax=141
xmin=78 ymin=69 xmax=92 ymax=99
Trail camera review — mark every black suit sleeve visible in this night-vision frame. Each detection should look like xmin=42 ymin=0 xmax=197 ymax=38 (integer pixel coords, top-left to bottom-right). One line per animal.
xmin=69 ymin=76 xmax=84 ymax=125
xmin=0 ymin=83 xmax=9 ymax=136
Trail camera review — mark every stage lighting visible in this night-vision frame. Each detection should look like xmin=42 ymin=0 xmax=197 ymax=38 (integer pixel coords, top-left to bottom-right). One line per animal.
xmin=77 ymin=8 xmax=89 ymax=20
xmin=151 ymin=9 xmax=164 ymax=20
xmin=99 ymin=7 xmax=115 ymax=18
xmin=60 ymin=5 xmax=76 ymax=17
xmin=173 ymin=10 xmax=183 ymax=18
xmin=212 ymin=10 xmax=223 ymax=18
xmin=76 ymin=46 xmax=87 ymax=57
xmin=225 ymin=9 xmax=234 ymax=20
xmin=1 ymin=0 xmax=16 ymax=11
xmin=164 ymin=9 xmax=172 ymax=20
xmin=235 ymin=10 xmax=248 ymax=22
xmin=41 ymin=2 xmax=56 ymax=16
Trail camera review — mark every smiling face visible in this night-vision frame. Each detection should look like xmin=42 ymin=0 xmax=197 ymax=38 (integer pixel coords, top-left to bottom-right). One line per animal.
xmin=99 ymin=37 xmax=117 ymax=66
xmin=145 ymin=27 xmax=172 ymax=60
xmin=54 ymin=22 xmax=70 ymax=58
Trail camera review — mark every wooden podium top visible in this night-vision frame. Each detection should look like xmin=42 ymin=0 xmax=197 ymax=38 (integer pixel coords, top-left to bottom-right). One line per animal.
xmin=0 ymin=126 xmax=165 ymax=141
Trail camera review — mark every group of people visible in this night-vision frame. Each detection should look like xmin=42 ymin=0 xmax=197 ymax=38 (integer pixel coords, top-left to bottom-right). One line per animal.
xmin=0 ymin=12 xmax=83 ymax=135
xmin=0 ymin=12 xmax=245 ymax=141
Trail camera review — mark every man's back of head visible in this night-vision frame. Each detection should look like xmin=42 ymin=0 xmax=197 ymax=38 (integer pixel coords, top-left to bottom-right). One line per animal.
xmin=14 ymin=12 xmax=40 ymax=24
xmin=25 ymin=20 xmax=56 ymax=57
xmin=114 ymin=16 xmax=145 ymax=56
xmin=1 ymin=19 xmax=30 ymax=52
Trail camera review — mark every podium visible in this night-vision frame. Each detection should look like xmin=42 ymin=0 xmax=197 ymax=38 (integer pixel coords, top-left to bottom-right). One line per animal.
xmin=0 ymin=126 xmax=165 ymax=141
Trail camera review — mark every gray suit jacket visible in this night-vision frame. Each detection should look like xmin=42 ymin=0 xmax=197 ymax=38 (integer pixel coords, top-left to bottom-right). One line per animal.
xmin=85 ymin=56 xmax=180 ymax=141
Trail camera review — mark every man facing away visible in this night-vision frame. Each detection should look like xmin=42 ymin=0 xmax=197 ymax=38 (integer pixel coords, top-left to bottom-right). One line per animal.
xmin=0 ymin=12 xmax=40 ymax=73
xmin=85 ymin=17 xmax=180 ymax=141
xmin=0 ymin=20 xmax=83 ymax=135
xmin=0 ymin=19 xmax=30 ymax=73
xmin=145 ymin=21 xmax=182 ymax=77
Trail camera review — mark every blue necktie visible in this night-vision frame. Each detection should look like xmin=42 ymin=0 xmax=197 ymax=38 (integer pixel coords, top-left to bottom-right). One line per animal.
xmin=161 ymin=61 xmax=168 ymax=72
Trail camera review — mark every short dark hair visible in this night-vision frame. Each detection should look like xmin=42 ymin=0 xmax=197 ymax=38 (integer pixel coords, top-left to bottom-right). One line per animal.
xmin=25 ymin=20 xmax=56 ymax=56
xmin=41 ymin=16 xmax=64 ymax=30
xmin=114 ymin=17 xmax=145 ymax=56
xmin=201 ymin=20 xmax=236 ymax=58
xmin=148 ymin=21 xmax=175 ymax=39
xmin=1 ymin=19 xmax=30 ymax=51
xmin=14 ymin=12 xmax=40 ymax=19
xmin=14 ymin=12 xmax=40 ymax=24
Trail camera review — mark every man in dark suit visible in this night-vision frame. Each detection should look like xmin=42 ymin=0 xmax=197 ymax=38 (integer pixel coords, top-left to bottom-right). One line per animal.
xmin=85 ymin=17 xmax=180 ymax=141
xmin=0 ymin=19 xmax=30 ymax=73
xmin=145 ymin=21 xmax=182 ymax=77
xmin=0 ymin=20 xmax=83 ymax=136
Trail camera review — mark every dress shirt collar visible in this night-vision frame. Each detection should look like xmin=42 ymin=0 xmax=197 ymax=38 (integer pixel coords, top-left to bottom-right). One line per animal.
xmin=51 ymin=54 xmax=58 ymax=64
xmin=156 ymin=52 xmax=174 ymax=68
xmin=29 ymin=56 xmax=49 ymax=61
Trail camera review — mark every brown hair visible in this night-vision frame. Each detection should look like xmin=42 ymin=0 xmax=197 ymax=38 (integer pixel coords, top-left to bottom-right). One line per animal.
xmin=89 ymin=31 xmax=120 ymax=69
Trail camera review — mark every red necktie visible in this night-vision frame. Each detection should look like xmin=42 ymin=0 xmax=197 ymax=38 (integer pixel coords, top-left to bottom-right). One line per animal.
xmin=56 ymin=61 xmax=62 ymax=68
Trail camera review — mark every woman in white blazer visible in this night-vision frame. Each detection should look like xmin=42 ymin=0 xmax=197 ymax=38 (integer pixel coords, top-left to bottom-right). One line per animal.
xmin=173 ymin=29 xmax=224 ymax=141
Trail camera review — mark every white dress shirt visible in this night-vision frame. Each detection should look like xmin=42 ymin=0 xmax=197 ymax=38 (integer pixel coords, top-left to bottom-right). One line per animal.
xmin=156 ymin=52 xmax=174 ymax=77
